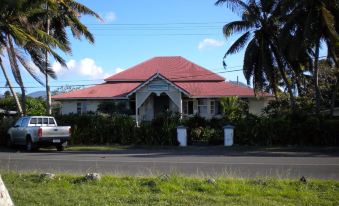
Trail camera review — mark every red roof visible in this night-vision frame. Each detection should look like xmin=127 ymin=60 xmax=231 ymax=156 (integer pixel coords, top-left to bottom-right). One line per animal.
xmin=52 ymin=83 xmax=141 ymax=99
xmin=52 ymin=56 xmax=271 ymax=100
xmin=175 ymin=82 xmax=263 ymax=97
xmin=105 ymin=56 xmax=225 ymax=82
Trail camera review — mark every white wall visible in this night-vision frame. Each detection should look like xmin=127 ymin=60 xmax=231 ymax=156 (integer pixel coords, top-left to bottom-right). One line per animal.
xmin=248 ymin=97 xmax=272 ymax=115
xmin=60 ymin=100 xmax=101 ymax=115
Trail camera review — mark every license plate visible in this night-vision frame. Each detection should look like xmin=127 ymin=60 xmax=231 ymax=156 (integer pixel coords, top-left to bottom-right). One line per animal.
xmin=53 ymin=139 xmax=61 ymax=143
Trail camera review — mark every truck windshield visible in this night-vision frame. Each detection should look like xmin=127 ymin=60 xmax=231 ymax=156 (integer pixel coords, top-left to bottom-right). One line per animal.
xmin=14 ymin=118 xmax=23 ymax=127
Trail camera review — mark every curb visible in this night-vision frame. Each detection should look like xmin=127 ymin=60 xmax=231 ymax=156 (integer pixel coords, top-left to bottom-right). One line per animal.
xmin=0 ymin=175 xmax=14 ymax=206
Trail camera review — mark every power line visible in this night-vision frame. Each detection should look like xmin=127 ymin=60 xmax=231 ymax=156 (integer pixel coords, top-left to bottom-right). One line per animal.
xmin=86 ymin=21 xmax=227 ymax=26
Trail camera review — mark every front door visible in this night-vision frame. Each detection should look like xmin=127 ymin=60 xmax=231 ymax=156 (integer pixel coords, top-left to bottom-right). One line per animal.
xmin=154 ymin=95 xmax=170 ymax=117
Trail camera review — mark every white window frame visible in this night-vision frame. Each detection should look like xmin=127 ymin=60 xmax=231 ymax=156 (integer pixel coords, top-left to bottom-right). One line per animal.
xmin=210 ymin=100 xmax=215 ymax=115
xmin=77 ymin=102 xmax=87 ymax=114
xmin=198 ymin=99 xmax=208 ymax=115
xmin=183 ymin=99 xmax=194 ymax=115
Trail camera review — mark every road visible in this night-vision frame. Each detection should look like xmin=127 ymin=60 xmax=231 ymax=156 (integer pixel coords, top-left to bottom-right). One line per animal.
xmin=0 ymin=147 xmax=339 ymax=179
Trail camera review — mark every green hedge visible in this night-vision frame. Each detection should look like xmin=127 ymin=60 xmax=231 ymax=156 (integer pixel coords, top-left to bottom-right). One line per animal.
xmin=1 ymin=113 xmax=338 ymax=146
xmin=0 ymin=117 xmax=17 ymax=145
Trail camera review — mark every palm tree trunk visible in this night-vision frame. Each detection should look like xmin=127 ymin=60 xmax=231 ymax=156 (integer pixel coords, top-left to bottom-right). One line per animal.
xmin=314 ymin=40 xmax=321 ymax=114
xmin=7 ymin=35 xmax=27 ymax=115
xmin=0 ymin=58 xmax=23 ymax=115
xmin=45 ymin=2 xmax=52 ymax=115
xmin=270 ymin=43 xmax=296 ymax=110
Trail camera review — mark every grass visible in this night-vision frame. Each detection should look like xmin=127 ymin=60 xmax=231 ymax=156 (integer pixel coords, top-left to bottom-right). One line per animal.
xmin=2 ymin=172 xmax=339 ymax=206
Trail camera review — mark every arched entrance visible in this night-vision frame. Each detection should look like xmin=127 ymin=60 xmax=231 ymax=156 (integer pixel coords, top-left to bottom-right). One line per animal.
xmin=153 ymin=93 xmax=170 ymax=117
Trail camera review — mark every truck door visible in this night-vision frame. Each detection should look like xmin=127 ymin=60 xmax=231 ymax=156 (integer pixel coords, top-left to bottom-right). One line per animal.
xmin=16 ymin=117 xmax=29 ymax=144
xmin=11 ymin=118 xmax=23 ymax=143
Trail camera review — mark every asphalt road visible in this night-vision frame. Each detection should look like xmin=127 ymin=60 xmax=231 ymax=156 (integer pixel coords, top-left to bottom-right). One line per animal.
xmin=1 ymin=147 xmax=339 ymax=179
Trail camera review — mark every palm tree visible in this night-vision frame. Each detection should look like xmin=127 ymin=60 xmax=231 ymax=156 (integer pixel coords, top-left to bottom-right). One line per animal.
xmin=41 ymin=0 xmax=101 ymax=115
xmin=0 ymin=0 xmax=68 ymax=115
xmin=282 ymin=0 xmax=339 ymax=113
xmin=0 ymin=0 xmax=100 ymax=115
xmin=215 ymin=0 xmax=296 ymax=108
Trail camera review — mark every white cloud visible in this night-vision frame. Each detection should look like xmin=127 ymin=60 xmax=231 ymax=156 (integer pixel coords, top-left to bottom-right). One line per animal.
xmin=104 ymin=11 xmax=116 ymax=23
xmin=52 ymin=58 xmax=106 ymax=79
xmin=198 ymin=38 xmax=225 ymax=50
xmin=115 ymin=67 xmax=125 ymax=73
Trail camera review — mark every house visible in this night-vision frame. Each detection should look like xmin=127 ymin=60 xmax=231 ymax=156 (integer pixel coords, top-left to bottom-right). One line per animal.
xmin=52 ymin=56 xmax=272 ymax=123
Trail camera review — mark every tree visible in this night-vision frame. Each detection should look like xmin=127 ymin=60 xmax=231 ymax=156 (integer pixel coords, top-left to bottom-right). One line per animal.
xmin=0 ymin=0 xmax=100 ymax=115
xmin=0 ymin=0 xmax=69 ymax=115
xmin=41 ymin=0 xmax=101 ymax=115
xmin=220 ymin=96 xmax=248 ymax=121
xmin=215 ymin=0 xmax=296 ymax=109
xmin=282 ymin=0 xmax=339 ymax=113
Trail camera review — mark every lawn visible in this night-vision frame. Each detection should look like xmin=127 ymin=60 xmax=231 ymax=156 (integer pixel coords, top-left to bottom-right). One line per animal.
xmin=2 ymin=173 xmax=339 ymax=206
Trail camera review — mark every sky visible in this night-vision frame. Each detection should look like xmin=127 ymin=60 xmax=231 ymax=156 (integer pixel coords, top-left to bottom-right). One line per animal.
xmin=1 ymin=0 xmax=261 ymax=94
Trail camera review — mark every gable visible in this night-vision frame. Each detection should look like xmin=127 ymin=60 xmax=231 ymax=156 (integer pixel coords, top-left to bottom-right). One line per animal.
xmin=127 ymin=73 xmax=188 ymax=97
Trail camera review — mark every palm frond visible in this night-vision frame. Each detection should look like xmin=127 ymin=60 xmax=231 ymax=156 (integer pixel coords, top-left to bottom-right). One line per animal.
xmin=223 ymin=20 xmax=253 ymax=38
xmin=226 ymin=31 xmax=251 ymax=55
xmin=215 ymin=0 xmax=249 ymax=14
xmin=15 ymin=50 xmax=45 ymax=86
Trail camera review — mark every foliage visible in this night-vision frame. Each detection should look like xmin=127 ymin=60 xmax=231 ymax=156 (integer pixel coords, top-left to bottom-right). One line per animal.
xmin=0 ymin=117 xmax=16 ymax=145
xmin=0 ymin=95 xmax=46 ymax=115
xmin=220 ymin=96 xmax=248 ymax=121
xmin=136 ymin=112 xmax=180 ymax=145
xmin=233 ymin=113 xmax=339 ymax=146
xmin=0 ymin=0 xmax=100 ymax=115
xmin=215 ymin=0 xmax=339 ymax=113
xmin=55 ymin=114 xmax=136 ymax=145
xmin=1 ymin=110 xmax=338 ymax=147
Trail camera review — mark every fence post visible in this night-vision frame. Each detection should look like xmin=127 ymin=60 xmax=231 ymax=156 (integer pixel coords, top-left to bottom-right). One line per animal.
xmin=223 ymin=124 xmax=235 ymax=146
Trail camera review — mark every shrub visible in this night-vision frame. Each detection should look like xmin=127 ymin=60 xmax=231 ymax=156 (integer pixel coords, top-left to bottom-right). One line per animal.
xmin=135 ymin=112 xmax=180 ymax=145
xmin=55 ymin=114 xmax=136 ymax=145
xmin=0 ymin=117 xmax=17 ymax=145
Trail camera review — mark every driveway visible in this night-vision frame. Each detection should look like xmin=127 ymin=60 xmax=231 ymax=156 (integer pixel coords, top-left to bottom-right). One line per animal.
xmin=0 ymin=146 xmax=339 ymax=179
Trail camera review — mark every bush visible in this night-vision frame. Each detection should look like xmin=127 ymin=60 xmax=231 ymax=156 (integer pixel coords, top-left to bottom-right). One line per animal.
xmin=0 ymin=117 xmax=17 ymax=145
xmin=56 ymin=114 xmax=136 ymax=145
xmin=136 ymin=112 xmax=180 ymax=145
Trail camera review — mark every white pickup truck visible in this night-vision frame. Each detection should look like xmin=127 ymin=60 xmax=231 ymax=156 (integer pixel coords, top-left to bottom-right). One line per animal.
xmin=7 ymin=116 xmax=71 ymax=151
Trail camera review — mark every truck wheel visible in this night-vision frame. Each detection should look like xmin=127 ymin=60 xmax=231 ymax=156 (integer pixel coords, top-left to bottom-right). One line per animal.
xmin=6 ymin=136 xmax=12 ymax=148
xmin=26 ymin=138 xmax=35 ymax=152
xmin=56 ymin=144 xmax=64 ymax=151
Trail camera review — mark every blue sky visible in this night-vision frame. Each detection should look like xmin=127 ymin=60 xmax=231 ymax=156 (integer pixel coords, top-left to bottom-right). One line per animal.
xmin=2 ymin=0 xmax=252 ymax=94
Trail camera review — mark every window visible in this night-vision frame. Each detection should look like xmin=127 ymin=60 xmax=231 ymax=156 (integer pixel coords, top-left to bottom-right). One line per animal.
xmin=21 ymin=118 xmax=29 ymax=127
xmin=77 ymin=102 xmax=87 ymax=114
xmin=30 ymin=118 xmax=37 ymax=124
xmin=210 ymin=100 xmax=215 ymax=115
xmin=14 ymin=119 xmax=23 ymax=127
xmin=43 ymin=118 xmax=48 ymax=125
xmin=77 ymin=102 xmax=82 ymax=114
xmin=49 ymin=118 xmax=55 ymax=125
xmin=183 ymin=99 xmax=194 ymax=115
xmin=198 ymin=99 xmax=208 ymax=114
xmin=37 ymin=118 xmax=42 ymax=124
